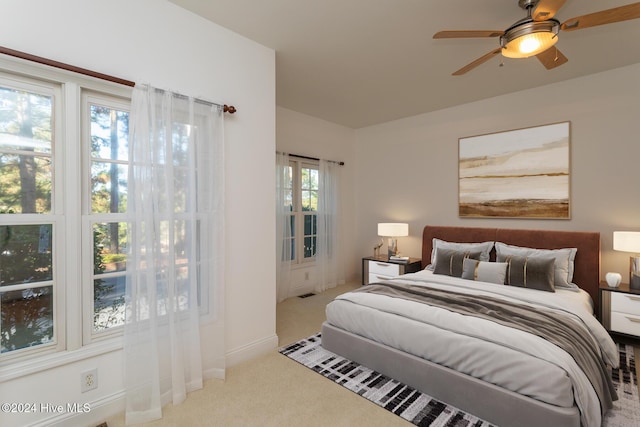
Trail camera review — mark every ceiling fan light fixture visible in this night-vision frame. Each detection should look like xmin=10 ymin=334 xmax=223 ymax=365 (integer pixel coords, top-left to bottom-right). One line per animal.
xmin=500 ymin=19 xmax=560 ymax=58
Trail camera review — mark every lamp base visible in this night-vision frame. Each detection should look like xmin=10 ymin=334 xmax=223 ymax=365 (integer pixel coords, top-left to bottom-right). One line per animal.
xmin=630 ymin=256 xmax=640 ymax=290
xmin=387 ymin=238 xmax=398 ymax=258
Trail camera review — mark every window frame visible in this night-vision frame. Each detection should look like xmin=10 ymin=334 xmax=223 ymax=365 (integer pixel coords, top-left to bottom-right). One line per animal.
xmin=0 ymin=71 xmax=64 ymax=362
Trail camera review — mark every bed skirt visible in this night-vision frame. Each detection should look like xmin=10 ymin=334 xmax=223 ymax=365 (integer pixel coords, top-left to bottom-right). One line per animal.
xmin=321 ymin=321 xmax=581 ymax=427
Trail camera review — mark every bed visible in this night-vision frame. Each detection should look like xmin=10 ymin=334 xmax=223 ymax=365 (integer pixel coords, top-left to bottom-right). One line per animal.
xmin=322 ymin=225 xmax=618 ymax=427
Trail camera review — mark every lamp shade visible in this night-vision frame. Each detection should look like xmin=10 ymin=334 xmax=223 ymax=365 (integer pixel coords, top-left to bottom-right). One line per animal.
xmin=377 ymin=223 xmax=409 ymax=237
xmin=613 ymin=231 xmax=640 ymax=253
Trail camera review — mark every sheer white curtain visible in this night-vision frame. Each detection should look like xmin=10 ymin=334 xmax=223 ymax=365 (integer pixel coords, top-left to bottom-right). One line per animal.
xmin=124 ymin=84 xmax=225 ymax=424
xmin=275 ymin=152 xmax=293 ymax=302
xmin=315 ymin=159 xmax=344 ymax=293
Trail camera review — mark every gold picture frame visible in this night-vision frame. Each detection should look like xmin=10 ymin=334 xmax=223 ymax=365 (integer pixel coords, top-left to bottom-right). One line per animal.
xmin=459 ymin=121 xmax=570 ymax=219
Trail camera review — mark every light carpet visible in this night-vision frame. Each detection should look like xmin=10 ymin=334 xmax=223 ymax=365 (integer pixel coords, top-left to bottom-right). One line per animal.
xmin=280 ymin=334 xmax=640 ymax=427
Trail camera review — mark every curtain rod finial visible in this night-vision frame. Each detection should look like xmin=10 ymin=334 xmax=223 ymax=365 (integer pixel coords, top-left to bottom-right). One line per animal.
xmin=224 ymin=104 xmax=237 ymax=114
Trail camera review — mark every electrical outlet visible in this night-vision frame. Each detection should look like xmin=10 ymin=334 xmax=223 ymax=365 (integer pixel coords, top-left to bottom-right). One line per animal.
xmin=81 ymin=368 xmax=98 ymax=393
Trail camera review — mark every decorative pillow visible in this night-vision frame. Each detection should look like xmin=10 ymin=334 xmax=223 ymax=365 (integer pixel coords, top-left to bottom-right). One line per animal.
xmin=433 ymin=248 xmax=482 ymax=278
xmin=461 ymin=259 xmax=508 ymax=285
xmin=497 ymin=254 xmax=556 ymax=292
xmin=428 ymin=239 xmax=494 ymax=271
xmin=494 ymin=242 xmax=577 ymax=289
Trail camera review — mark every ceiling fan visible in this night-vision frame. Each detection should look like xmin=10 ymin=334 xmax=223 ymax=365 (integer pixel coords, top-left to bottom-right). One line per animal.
xmin=434 ymin=0 xmax=640 ymax=75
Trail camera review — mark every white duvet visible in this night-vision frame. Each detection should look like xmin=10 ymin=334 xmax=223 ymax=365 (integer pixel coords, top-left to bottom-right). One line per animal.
xmin=325 ymin=270 xmax=618 ymax=427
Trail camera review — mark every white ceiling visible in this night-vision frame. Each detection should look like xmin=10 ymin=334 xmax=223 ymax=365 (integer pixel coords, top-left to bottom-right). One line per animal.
xmin=170 ymin=0 xmax=640 ymax=128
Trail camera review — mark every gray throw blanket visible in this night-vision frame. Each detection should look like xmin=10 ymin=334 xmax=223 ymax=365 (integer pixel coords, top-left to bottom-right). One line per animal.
xmin=355 ymin=281 xmax=617 ymax=415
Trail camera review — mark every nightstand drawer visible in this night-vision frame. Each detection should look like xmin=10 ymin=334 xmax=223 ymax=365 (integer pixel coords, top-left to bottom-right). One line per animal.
xmin=368 ymin=273 xmax=394 ymax=283
xmin=368 ymin=261 xmax=400 ymax=276
xmin=610 ymin=311 xmax=640 ymax=336
xmin=611 ymin=292 xmax=640 ymax=315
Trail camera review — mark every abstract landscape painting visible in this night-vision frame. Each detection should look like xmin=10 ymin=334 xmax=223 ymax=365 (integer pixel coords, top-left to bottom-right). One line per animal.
xmin=459 ymin=122 xmax=570 ymax=219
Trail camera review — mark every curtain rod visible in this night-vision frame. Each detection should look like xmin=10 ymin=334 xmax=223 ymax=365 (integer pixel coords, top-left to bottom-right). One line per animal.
xmin=280 ymin=152 xmax=345 ymax=166
xmin=0 ymin=45 xmax=237 ymax=114
xmin=150 ymin=87 xmax=236 ymax=112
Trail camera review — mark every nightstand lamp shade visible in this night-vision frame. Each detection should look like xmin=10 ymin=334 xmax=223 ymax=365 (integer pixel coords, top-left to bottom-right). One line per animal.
xmin=378 ymin=223 xmax=409 ymax=257
xmin=613 ymin=231 xmax=640 ymax=289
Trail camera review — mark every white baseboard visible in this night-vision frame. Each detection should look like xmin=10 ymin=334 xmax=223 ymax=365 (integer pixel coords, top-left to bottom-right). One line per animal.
xmin=225 ymin=333 xmax=279 ymax=367
xmin=26 ymin=390 xmax=124 ymax=427
xmin=203 ymin=367 xmax=226 ymax=380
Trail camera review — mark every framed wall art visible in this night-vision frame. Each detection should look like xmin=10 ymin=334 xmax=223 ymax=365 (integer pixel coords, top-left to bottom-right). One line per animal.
xmin=458 ymin=121 xmax=570 ymax=219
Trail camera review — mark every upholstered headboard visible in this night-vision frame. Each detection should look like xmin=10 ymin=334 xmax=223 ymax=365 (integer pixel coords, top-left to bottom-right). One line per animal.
xmin=421 ymin=225 xmax=601 ymax=315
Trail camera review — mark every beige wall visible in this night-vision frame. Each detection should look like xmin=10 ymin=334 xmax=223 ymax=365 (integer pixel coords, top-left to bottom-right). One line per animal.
xmin=353 ymin=63 xmax=640 ymax=282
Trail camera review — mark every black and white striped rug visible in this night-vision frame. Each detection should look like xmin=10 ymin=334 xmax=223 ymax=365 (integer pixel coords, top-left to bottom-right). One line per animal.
xmin=279 ymin=334 xmax=639 ymax=427
xmin=606 ymin=342 xmax=640 ymax=426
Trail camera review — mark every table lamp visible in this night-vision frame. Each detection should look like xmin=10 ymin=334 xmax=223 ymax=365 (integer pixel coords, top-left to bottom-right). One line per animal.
xmin=613 ymin=231 xmax=640 ymax=289
xmin=378 ymin=223 xmax=409 ymax=258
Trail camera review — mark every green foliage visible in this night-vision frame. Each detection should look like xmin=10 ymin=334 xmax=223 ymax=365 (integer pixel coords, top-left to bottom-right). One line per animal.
xmin=89 ymin=105 xmax=129 ymax=216
xmin=0 ymin=87 xmax=53 ymax=213
xmin=0 ymin=224 xmax=52 ymax=285
xmin=0 ymin=224 xmax=54 ymax=352
xmin=1 ymin=287 xmax=53 ymax=353
xmin=103 ymin=253 xmax=126 ymax=264
xmin=93 ymin=229 xmax=125 ymax=331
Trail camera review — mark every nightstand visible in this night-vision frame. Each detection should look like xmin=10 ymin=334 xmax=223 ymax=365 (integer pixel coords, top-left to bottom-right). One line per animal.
xmin=600 ymin=281 xmax=640 ymax=339
xmin=361 ymin=256 xmax=422 ymax=285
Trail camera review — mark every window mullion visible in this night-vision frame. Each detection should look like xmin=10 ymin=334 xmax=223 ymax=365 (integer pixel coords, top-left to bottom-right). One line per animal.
xmin=62 ymin=82 xmax=83 ymax=351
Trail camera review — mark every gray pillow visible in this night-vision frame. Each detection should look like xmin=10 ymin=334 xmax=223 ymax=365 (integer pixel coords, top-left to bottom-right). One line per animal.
xmin=461 ymin=259 xmax=508 ymax=285
xmin=495 ymin=242 xmax=577 ymax=289
xmin=434 ymin=248 xmax=482 ymax=278
xmin=498 ymin=254 xmax=556 ymax=292
xmin=428 ymin=239 xmax=494 ymax=271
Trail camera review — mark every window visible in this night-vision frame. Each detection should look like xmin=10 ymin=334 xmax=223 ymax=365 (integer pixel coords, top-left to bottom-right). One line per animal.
xmin=0 ymin=77 xmax=60 ymax=356
xmin=84 ymin=94 xmax=130 ymax=339
xmin=285 ymin=159 xmax=318 ymax=264
xmin=0 ymin=58 xmax=131 ymax=364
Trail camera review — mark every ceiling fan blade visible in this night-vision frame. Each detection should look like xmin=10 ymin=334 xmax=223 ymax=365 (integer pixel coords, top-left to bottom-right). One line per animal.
xmin=452 ymin=48 xmax=502 ymax=76
xmin=561 ymin=2 xmax=640 ymax=31
xmin=433 ymin=30 xmax=503 ymax=39
xmin=532 ymin=0 xmax=567 ymax=21
xmin=536 ymin=46 xmax=568 ymax=70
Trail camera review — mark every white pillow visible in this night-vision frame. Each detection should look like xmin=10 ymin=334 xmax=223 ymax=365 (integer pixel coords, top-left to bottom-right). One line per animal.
xmin=461 ymin=259 xmax=507 ymax=285
xmin=427 ymin=238 xmax=494 ymax=271
xmin=494 ymin=242 xmax=578 ymax=289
